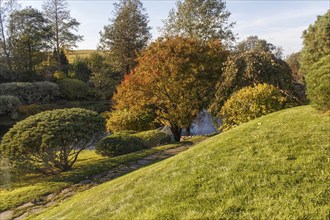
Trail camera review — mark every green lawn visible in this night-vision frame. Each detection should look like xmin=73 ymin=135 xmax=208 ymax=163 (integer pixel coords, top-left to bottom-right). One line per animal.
xmin=30 ymin=106 xmax=330 ymax=219
xmin=0 ymin=142 xmax=188 ymax=213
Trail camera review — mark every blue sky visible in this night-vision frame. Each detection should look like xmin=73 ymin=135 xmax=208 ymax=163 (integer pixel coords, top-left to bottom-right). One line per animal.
xmin=19 ymin=0 xmax=329 ymax=56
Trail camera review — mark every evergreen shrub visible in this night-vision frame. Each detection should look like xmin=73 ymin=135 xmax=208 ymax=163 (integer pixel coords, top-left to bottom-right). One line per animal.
xmin=0 ymin=82 xmax=59 ymax=104
xmin=0 ymin=108 xmax=105 ymax=175
xmin=220 ymin=83 xmax=295 ymax=131
xmin=305 ymin=55 xmax=330 ymax=110
xmin=96 ymin=132 xmax=147 ymax=157
xmin=96 ymin=129 xmax=171 ymax=157
xmin=106 ymin=108 xmax=158 ymax=132
xmin=0 ymin=95 xmax=21 ymax=118
xmin=57 ymin=78 xmax=89 ymax=100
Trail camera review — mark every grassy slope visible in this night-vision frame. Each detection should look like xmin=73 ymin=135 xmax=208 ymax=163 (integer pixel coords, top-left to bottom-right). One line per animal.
xmin=0 ymin=143 xmax=186 ymax=212
xmin=32 ymin=106 xmax=330 ymax=219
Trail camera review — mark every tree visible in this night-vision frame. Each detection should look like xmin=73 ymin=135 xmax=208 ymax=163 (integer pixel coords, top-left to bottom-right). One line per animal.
xmin=42 ymin=0 xmax=83 ymax=68
xmin=162 ymin=0 xmax=235 ymax=44
xmin=0 ymin=0 xmax=16 ymax=76
xmin=210 ymin=51 xmax=295 ymax=116
xmin=305 ymin=54 xmax=330 ymax=110
xmin=299 ymin=10 xmax=330 ymax=75
xmin=8 ymin=7 xmax=51 ymax=72
xmin=286 ymin=52 xmax=302 ymax=82
xmin=99 ymin=0 xmax=151 ymax=74
xmin=88 ymin=52 xmax=121 ymax=99
xmin=113 ymin=37 xmax=228 ymax=141
xmin=235 ymin=36 xmax=283 ymax=59
xmin=0 ymin=108 xmax=105 ymax=175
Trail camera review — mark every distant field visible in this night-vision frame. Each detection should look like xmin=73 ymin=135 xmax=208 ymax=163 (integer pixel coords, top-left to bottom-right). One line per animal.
xmin=67 ymin=50 xmax=98 ymax=62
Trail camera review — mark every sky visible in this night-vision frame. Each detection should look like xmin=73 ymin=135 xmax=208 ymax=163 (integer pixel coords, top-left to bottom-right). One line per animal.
xmin=18 ymin=0 xmax=329 ymax=56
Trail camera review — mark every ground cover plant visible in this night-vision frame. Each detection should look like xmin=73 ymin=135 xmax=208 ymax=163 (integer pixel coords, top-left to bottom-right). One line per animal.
xmin=31 ymin=106 xmax=330 ymax=219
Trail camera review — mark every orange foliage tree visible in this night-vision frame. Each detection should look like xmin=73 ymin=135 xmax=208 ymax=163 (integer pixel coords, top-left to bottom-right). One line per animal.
xmin=113 ymin=37 xmax=228 ymax=141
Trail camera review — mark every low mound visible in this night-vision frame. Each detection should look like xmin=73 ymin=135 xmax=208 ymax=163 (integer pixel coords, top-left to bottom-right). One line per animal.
xmin=32 ymin=106 xmax=330 ymax=219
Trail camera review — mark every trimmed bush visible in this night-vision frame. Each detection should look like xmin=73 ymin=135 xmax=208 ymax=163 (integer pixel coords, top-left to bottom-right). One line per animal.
xmin=0 ymin=82 xmax=59 ymax=104
xmin=0 ymin=108 xmax=105 ymax=175
xmin=305 ymin=55 xmax=330 ymax=110
xmin=133 ymin=129 xmax=171 ymax=148
xmin=106 ymin=108 xmax=158 ymax=133
xmin=96 ymin=129 xmax=171 ymax=157
xmin=57 ymin=79 xmax=89 ymax=100
xmin=220 ymin=83 xmax=295 ymax=131
xmin=0 ymin=95 xmax=21 ymax=118
xmin=18 ymin=101 xmax=110 ymax=117
xmin=96 ymin=132 xmax=146 ymax=157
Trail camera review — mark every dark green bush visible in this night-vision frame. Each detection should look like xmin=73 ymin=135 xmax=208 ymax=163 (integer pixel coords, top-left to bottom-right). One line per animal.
xmin=96 ymin=129 xmax=171 ymax=157
xmin=96 ymin=132 xmax=146 ymax=157
xmin=133 ymin=129 xmax=171 ymax=148
xmin=106 ymin=108 xmax=158 ymax=132
xmin=18 ymin=101 xmax=111 ymax=117
xmin=305 ymin=55 xmax=330 ymax=110
xmin=210 ymin=51 xmax=295 ymax=116
xmin=57 ymin=79 xmax=89 ymax=100
xmin=0 ymin=108 xmax=105 ymax=175
xmin=0 ymin=95 xmax=21 ymax=118
xmin=0 ymin=81 xmax=59 ymax=104
xmin=220 ymin=83 xmax=295 ymax=131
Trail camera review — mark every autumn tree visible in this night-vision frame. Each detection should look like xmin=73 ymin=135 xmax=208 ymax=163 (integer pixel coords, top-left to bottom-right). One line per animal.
xmin=42 ymin=0 xmax=82 ymax=68
xmin=299 ymin=10 xmax=330 ymax=75
xmin=99 ymin=0 xmax=151 ymax=74
xmin=113 ymin=37 xmax=228 ymax=141
xmin=162 ymin=0 xmax=235 ymax=44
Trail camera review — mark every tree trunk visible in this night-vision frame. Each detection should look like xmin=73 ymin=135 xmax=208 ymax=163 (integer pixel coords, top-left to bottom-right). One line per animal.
xmin=170 ymin=125 xmax=182 ymax=142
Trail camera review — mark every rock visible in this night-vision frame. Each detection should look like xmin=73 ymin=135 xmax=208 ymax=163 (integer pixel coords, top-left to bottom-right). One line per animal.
xmin=117 ymin=166 xmax=131 ymax=172
xmin=143 ymin=154 xmax=160 ymax=160
xmin=29 ymin=207 xmax=44 ymax=214
xmin=137 ymin=159 xmax=153 ymax=165
xmin=79 ymin=179 xmax=92 ymax=184
xmin=0 ymin=210 xmax=14 ymax=220
xmin=129 ymin=164 xmax=140 ymax=170
xmin=46 ymin=193 xmax=56 ymax=201
xmin=60 ymin=188 xmax=73 ymax=195
xmin=16 ymin=202 xmax=34 ymax=210
xmin=45 ymin=201 xmax=57 ymax=207
xmin=13 ymin=212 xmax=28 ymax=220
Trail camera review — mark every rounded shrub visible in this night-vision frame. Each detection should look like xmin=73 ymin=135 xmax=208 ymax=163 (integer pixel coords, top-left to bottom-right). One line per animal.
xmin=0 ymin=108 xmax=105 ymax=175
xmin=106 ymin=108 xmax=158 ymax=133
xmin=133 ymin=129 xmax=171 ymax=148
xmin=220 ymin=83 xmax=295 ymax=131
xmin=0 ymin=95 xmax=21 ymax=118
xmin=305 ymin=55 xmax=330 ymax=110
xmin=57 ymin=78 xmax=89 ymax=100
xmin=0 ymin=81 xmax=59 ymax=104
xmin=96 ymin=132 xmax=147 ymax=157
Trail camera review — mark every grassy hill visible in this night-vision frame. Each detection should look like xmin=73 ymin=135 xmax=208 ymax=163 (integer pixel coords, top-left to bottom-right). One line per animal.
xmin=31 ymin=106 xmax=330 ymax=219
xmin=67 ymin=50 xmax=97 ymax=63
